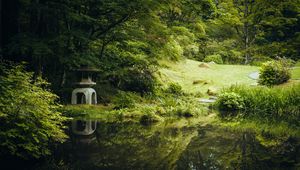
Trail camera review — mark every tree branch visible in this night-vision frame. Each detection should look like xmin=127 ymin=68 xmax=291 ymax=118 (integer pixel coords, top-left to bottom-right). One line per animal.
xmin=93 ymin=13 xmax=132 ymax=38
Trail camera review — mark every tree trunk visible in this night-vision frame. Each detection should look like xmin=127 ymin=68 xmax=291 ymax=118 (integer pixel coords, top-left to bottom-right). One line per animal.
xmin=244 ymin=0 xmax=250 ymax=64
xmin=244 ymin=22 xmax=250 ymax=64
xmin=61 ymin=69 xmax=66 ymax=87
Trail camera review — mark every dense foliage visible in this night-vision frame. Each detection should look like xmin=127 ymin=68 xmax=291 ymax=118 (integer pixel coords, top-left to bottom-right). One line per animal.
xmin=258 ymin=60 xmax=291 ymax=86
xmin=204 ymin=0 xmax=300 ymax=64
xmin=0 ymin=63 xmax=67 ymax=159
xmin=165 ymin=83 xmax=184 ymax=95
xmin=1 ymin=0 xmax=300 ymax=166
xmin=203 ymin=54 xmax=223 ymax=64
xmin=112 ymin=91 xmax=140 ymax=109
xmin=1 ymin=0 xmax=299 ymax=98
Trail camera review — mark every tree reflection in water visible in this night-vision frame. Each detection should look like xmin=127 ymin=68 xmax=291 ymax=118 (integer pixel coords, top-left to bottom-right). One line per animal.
xmin=61 ymin=119 xmax=300 ymax=170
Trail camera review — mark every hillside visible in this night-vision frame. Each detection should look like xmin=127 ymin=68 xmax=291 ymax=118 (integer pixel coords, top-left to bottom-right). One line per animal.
xmin=157 ymin=59 xmax=258 ymax=94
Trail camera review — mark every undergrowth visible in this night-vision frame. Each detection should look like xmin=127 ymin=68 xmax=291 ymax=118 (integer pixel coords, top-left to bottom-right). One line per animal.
xmin=62 ymin=86 xmax=207 ymax=124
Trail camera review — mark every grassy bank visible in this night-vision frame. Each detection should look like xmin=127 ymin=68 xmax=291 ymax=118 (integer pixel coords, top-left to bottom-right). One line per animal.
xmin=215 ymin=84 xmax=300 ymax=137
xmin=62 ymin=91 xmax=215 ymax=124
xmin=216 ymin=85 xmax=300 ymax=121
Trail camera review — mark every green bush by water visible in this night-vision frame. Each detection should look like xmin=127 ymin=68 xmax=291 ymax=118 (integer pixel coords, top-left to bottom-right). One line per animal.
xmin=216 ymin=92 xmax=245 ymax=111
xmin=216 ymin=85 xmax=300 ymax=124
xmin=258 ymin=60 xmax=291 ymax=86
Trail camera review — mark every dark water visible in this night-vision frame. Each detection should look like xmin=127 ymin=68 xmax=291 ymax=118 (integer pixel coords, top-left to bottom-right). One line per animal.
xmin=47 ymin=119 xmax=299 ymax=170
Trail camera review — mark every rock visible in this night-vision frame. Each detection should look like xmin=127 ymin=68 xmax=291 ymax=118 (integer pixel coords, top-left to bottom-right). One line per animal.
xmin=209 ymin=61 xmax=216 ymax=64
xmin=193 ymin=79 xmax=210 ymax=85
xmin=199 ymin=98 xmax=216 ymax=103
xmin=199 ymin=63 xmax=211 ymax=68
xmin=209 ymin=96 xmax=218 ymax=100
xmin=207 ymin=87 xmax=218 ymax=95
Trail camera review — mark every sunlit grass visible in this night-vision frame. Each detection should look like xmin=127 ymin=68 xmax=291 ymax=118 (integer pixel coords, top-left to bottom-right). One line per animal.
xmin=295 ymin=61 xmax=300 ymax=67
xmin=157 ymin=59 xmax=258 ymax=94
xmin=291 ymin=61 xmax=300 ymax=79
xmin=291 ymin=67 xmax=300 ymax=79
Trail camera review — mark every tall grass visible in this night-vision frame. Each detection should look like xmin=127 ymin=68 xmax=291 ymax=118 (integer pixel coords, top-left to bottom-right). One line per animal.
xmin=216 ymin=84 xmax=300 ymax=124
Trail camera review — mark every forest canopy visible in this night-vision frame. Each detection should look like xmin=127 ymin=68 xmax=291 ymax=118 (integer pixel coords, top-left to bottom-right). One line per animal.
xmin=1 ymin=0 xmax=299 ymax=96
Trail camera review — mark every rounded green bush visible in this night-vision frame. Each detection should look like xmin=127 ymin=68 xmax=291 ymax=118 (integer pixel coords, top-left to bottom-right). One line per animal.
xmin=112 ymin=91 xmax=137 ymax=109
xmin=258 ymin=60 xmax=291 ymax=86
xmin=118 ymin=67 xmax=156 ymax=94
xmin=165 ymin=83 xmax=183 ymax=95
xmin=216 ymin=92 xmax=245 ymax=111
xmin=204 ymin=54 xmax=223 ymax=64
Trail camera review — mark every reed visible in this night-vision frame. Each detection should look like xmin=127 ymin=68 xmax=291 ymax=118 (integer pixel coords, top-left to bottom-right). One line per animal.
xmin=216 ymin=84 xmax=300 ymax=124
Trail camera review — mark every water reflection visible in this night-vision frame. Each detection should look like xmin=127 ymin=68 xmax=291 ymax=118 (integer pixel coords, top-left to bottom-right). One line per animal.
xmin=62 ymin=120 xmax=300 ymax=170
xmin=70 ymin=120 xmax=97 ymax=145
xmin=71 ymin=120 xmax=97 ymax=136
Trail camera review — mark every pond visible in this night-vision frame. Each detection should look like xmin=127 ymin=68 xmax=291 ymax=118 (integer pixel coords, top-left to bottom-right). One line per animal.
xmin=44 ymin=118 xmax=300 ymax=170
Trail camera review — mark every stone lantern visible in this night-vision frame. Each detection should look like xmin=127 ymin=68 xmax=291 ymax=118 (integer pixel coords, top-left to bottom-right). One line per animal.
xmin=71 ymin=67 xmax=99 ymax=104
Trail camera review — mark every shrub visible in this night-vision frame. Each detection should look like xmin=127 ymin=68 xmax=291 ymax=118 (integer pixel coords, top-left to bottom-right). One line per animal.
xmin=114 ymin=67 xmax=156 ymax=94
xmin=94 ymin=83 xmax=118 ymax=104
xmin=162 ymin=37 xmax=184 ymax=61
xmin=112 ymin=91 xmax=139 ymax=109
xmin=0 ymin=63 xmax=67 ymax=159
xmin=227 ymin=50 xmax=244 ymax=64
xmin=204 ymin=54 xmax=223 ymax=64
xmin=216 ymin=92 xmax=245 ymax=111
xmin=101 ymin=51 xmax=157 ymax=94
xmin=258 ymin=60 xmax=291 ymax=86
xmin=165 ymin=83 xmax=183 ymax=95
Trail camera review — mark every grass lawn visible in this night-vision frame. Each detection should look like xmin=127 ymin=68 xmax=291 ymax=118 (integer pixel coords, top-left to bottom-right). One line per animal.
xmin=157 ymin=59 xmax=258 ymax=94
xmin=291 ymin=68 xmax=300 ymax=79
xmin=291 ymin=61 xmax=300 ymax=79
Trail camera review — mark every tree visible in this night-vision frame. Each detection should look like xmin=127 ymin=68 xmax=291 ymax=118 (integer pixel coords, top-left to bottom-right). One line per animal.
xmin=253 ymin=0 xmax=300 ymax=61
xmin=0 ymin=62 xmax=67 ymax=159
xmin=212 ymin=0 xmax=260 ymax=64
xmin=209 ymin=0 xmax=300 ymax=64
